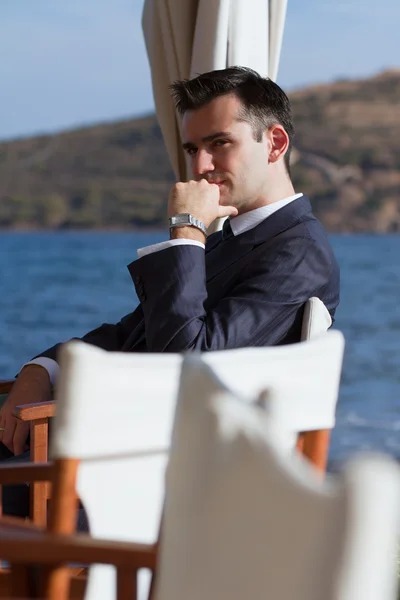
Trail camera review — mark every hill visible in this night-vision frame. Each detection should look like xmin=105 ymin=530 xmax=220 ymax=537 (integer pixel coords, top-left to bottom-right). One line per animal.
xmin=0 ymin=69 xmax=399 ymax=232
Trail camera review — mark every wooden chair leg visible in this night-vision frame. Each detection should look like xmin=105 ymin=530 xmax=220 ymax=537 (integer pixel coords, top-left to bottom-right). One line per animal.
xmin=117 ymin=568 xmax=137 ymax=600
xmin=39 ymin=565 xmax=69 ymax=600
xmin=30 ymin=418 xmax=50 ymax=527
xmin=44 ymin=459 xmax=80 ymax=600
xmin=0 ymin=570 xmax=11 ymax=597
xmin=69 ymin=573 xmax=88 ymax=600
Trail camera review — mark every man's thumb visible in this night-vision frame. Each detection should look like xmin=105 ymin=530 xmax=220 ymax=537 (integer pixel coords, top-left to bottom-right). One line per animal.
xmin=218 ymin=206 xmax=238 ymax=219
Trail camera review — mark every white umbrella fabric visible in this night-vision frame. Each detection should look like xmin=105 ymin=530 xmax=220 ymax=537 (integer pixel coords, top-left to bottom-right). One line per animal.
xmin=142 ymin=0 xmax=288 ymax=224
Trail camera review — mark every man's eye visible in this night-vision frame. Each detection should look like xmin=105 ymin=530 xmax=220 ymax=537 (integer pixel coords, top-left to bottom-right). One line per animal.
xmin=213 ymin=140 xmax=228 ymax=148
xmin=186 ymin=147 xmax=197 ymax=156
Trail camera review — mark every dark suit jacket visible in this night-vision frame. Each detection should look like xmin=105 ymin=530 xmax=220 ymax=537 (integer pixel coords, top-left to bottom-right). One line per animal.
xmin=40 ymin=196 xmax=339 ymax=360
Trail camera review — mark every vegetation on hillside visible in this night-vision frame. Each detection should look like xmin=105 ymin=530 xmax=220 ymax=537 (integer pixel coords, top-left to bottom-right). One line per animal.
xmin=0 ymin=69 xmax=399 ymax=232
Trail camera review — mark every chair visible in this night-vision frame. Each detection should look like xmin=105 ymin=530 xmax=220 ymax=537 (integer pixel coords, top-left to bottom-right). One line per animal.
xmin=154 ymin=355 xmax=400 ymax=600
xmin=0 ymin=296 xmax=334 ymax=522
xmin=297 ymin=296 xmax=333 ymax=469
xmin=0 ymin=343 xmax=398 ymax=600
xmin=0 ymin=330 xmax=344 ymax=599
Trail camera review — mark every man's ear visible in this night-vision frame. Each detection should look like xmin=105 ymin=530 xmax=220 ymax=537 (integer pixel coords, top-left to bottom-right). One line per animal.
xmin=267 ymin=125 xmax=289 ymax=164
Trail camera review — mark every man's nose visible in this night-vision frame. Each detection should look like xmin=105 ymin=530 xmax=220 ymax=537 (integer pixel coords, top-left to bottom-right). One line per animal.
xmin=192 ymin=149 xmax=215 ymax=179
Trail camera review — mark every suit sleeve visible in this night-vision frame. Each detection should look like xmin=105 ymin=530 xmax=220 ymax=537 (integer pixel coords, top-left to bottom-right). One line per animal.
xmin=128 ymin=236 xmax=332 ymax=352
xmin=35 ymin=306 xmax=144 ymax=362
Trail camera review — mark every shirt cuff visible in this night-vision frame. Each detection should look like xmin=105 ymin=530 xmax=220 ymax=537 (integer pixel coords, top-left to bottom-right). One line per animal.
xmin=22 ymin=357 xmax=60 ymax=388
xmin=137 ymin=239 xmax=205 ymax=258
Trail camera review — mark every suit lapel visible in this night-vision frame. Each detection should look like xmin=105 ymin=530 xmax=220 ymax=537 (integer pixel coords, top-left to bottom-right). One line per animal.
xmin=206 ymin=233 xmax=255 ymax=281
xmin=249 ymin=195 xmax=313 ymax=245
xmin=205 ymin=196 xmax=313 ymax=282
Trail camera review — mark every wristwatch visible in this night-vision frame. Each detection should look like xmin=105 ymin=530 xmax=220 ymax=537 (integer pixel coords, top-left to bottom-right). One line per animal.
xmin=169 ymin=213 xmax=207 ymax=237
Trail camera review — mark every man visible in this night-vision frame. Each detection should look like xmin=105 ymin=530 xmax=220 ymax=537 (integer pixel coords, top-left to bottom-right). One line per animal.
xmin=0 ymin=67 xmax=340 ymax=516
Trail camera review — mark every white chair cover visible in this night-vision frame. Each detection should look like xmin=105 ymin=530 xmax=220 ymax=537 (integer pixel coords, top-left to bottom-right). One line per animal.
xmin=154 ymin=355 xmax=400 ymax=600
xmin=301 ymin=296 xmax=332 ymax=341
xmin=50 ymin=330 xmax=344 ymax=599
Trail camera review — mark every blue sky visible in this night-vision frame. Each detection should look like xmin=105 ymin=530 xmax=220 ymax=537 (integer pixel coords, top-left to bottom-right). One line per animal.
xmin=0 ymin=0 xmax=398 ymax=140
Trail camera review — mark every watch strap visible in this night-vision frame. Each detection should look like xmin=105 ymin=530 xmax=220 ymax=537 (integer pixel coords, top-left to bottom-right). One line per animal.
xmin=169 ymin=213 xmax=207 ymax=236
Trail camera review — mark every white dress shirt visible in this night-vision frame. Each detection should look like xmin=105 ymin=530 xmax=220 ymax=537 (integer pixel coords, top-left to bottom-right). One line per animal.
xmin=25 ymin=193 xmax=303 ymax=385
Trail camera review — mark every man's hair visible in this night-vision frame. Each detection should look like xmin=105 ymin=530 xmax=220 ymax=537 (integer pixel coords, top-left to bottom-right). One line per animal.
xmin=170 ymin=66 xmax=295 ymax=175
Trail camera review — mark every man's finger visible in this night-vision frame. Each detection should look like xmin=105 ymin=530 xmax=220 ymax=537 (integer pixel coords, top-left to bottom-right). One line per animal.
xmin=13 ymin=422 xmax=30 ymax=456
xmin=218 ymin=206 xmax=239 ymax=218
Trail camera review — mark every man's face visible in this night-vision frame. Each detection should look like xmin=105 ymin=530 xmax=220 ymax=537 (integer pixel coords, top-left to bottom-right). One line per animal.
xmin=182 ymin=93 xmax=270 ymax=213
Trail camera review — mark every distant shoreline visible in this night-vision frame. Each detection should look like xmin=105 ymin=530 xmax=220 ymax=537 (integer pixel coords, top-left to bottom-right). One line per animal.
xmin=0 ymin=227 xmax=398 ymax=236
xmin=0 ymin=225 xmax=167 ymax=233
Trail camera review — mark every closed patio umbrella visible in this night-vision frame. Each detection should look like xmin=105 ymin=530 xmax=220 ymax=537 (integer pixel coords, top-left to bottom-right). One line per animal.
xmin=142 ymin=0 xmax=288 ymax=227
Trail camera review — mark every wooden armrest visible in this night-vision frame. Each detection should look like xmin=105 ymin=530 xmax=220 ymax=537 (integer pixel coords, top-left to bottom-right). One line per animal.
xmin=0 ymin=530 xmax=156 ymax=570
xmin=0 ymin=462 xmax=54 ymax=485
xmin=0 ymin=380 xmax=15 ymax=394
xmin=13 ymin=402 xmax=56 ymax=421
xmin=0 ymin=516 xmax=43 ymax=532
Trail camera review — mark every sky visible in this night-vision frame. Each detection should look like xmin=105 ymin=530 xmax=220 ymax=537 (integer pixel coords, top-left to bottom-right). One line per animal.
xmin=0 ymin=0 xmax=398 ymax=141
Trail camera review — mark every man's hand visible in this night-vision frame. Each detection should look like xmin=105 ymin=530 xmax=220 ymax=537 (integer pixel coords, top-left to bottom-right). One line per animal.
xmin=168 ymin=180 xmax=238 ymax=229
xmin=0 ymin=365 xmax=52 ymax=455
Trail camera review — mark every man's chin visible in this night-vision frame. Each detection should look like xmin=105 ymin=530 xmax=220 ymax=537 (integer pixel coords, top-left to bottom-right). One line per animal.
xmin=218 ymin=188 xmax=233 ymax=205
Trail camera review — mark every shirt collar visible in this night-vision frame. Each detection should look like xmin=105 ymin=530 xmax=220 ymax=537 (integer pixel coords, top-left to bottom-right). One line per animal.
xmin=229 ymin=193 xmax=303 ymax=237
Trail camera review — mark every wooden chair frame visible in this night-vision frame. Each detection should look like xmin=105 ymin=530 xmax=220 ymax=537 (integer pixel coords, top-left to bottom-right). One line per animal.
xmin=0 ymin=376 xmax=331 ymax=532
xmin=0 ymin=379 xmax=54 ymax=526
xmin=0 ymin=375 xmax=333 ymax=599
xmin=0 ymin=458 xmax=156 ymax=599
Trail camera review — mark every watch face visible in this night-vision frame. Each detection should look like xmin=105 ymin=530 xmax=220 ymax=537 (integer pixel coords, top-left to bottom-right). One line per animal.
xmin=171 ymin=214 xmax=190 ymax=226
